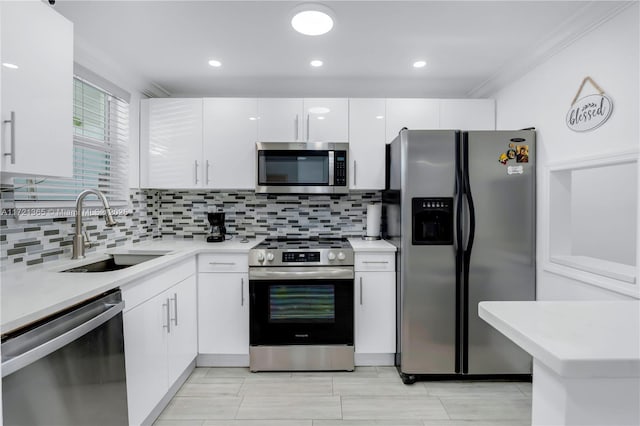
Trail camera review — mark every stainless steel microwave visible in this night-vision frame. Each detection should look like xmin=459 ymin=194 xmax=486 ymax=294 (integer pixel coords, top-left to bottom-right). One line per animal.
xmin=256 ymin=142 xmax=349 ymax=194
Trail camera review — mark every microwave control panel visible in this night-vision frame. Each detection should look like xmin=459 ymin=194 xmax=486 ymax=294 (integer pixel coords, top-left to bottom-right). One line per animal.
xmin=334 ymin=151 xmax=347 ymax=186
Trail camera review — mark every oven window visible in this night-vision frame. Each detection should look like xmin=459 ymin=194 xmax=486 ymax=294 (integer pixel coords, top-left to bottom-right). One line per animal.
xmin=258 ymin=150 xmax=329 ymax=185
xmin=269 ymin=284 xmax=335 ymax=323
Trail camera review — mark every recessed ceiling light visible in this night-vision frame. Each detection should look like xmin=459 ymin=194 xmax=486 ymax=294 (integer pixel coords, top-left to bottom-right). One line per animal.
xmin=317 ymin=116 xmax=326 ymax=120
xmin=208 ymin=59 xmax=222 ymax=67
xmin=2 ymin=63 xmax=19 ymax=69
xmin=310 ymin=60 xmax=323 ymax=67
xmin=248 ymin=117 xmax=257 ymax=121
xmin=376 ymin=115 xmax=384 ymax=120
xmin=291 ymin=4 xmax=335 ymax=36
xmin=413 ymin=60 xmax=427 ymax=68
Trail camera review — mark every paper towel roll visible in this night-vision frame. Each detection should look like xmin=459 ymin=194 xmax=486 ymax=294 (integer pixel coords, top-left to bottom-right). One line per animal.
xmin=366 ymin=203 xmax=382 ymax=237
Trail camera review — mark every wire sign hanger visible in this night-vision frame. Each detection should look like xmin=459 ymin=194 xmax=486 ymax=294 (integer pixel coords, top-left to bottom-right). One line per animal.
xmin=566 ymin=76 xmax=613 ymax=132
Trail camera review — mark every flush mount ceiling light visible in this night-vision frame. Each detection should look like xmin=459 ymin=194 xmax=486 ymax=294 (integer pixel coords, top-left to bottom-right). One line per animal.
xmin=310 ymin=59 xmax=323 ymax=67
xmin=2 ymin=63 xmax=19 ymax=69
xmin=291 ymin=4 xmax=335 ymax=36
xmin=413 ymin=60 xmax=427 ymax=68
xmin=208 ymin=59 xmax=222 ymax=67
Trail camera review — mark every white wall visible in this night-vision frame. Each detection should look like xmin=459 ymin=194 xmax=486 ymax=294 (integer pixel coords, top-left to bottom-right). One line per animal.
xmin=493 ymin=3 xmax=639 ymax=300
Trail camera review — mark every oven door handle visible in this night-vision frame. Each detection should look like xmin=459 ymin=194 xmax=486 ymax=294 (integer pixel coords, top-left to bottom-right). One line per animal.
xmin=249 ymin=266 xmax=354 ymax=280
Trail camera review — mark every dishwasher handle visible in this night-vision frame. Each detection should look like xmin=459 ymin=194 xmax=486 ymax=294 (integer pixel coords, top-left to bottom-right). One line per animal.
xmin=1 ymin=299 xmax=125 ymax=378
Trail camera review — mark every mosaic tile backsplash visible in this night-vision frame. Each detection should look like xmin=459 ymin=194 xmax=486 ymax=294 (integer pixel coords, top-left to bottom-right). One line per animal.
xmin=1 ymin=188 xmax=381 ymax=270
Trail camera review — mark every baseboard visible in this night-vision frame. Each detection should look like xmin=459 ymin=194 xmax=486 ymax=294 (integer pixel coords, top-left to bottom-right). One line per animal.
xmin=355 ymin=353 xmax=395 ymax=366
xmin=197 ymin=353 xmax=250 ymax=367
xmin=141 ymin=358 xmax=196 ymax=426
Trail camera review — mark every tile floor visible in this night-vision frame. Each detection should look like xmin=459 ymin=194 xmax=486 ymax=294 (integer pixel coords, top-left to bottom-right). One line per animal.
xmin=154 ymin=367 xmax=532 ymax=426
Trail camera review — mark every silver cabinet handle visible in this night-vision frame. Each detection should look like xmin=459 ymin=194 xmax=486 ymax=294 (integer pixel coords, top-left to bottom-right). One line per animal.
xmin=353 ymin=160 xmax=357 ymax=186
xmin=295 ymin=114 xmax=299 ymax=140
xmin=241 ymin=277 xmax=244 ymax=306
xmin=163 ymin=298 xmax=171 ymax=333
xmin=363 ymin=261 xmax=389 ymax=264
xmin=306 ymin=114 xmax=310 ymax=141
xmin=205 ymin=160 xmax=210 ymax=185
xmin=359 ymin=277 xmax=363 ymax=305
xmin=171 ymin=292 xmax=178 ymax=326
xmin=1 ymin=300 xmax=124 ymax=378
xmin=209 ymin=262 xmax=236 ymax=266
xmin=194 ymin=160 xmax=199 ymax=185
xmin=4 ymin=111 xmax=15 ymax=164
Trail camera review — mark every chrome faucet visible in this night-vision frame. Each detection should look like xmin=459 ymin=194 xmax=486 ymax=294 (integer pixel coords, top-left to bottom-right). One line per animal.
xmin=72 ymin=189 xmax=118 ymax=259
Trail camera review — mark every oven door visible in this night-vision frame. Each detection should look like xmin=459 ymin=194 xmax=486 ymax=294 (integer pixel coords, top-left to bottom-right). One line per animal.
xmin=249 ymin=267 xmax=354 ymax=346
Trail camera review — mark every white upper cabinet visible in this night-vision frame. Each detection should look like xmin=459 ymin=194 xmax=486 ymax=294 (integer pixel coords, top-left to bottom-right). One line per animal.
xmin=256 ymin=98 xmax=348 ymax=143
xmin=257 ymin=98 xmax=304 ymax=142
xmin=303 ymin=98 xmax=349 ymax=142
xmin=1 ymin=1 xmax=73 ymax=177
xmin=385 ymin=99 xmax=440 ymax=142
xmin=439 ymin=99 xmax=495 ymax=130
xmin=140 ymin=98 xmax=203 ymax=188
xmin=348 ymin=99 xmax=386 ymax=190
xmin=203 ymin=98 xmax=258 ymax=189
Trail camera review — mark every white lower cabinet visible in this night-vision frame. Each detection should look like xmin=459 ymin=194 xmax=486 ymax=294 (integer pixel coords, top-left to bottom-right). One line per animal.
xmin=354 ymin=252 xmax=396 ymax=366
xmin=123 ymin=261 xmax=197 ymax=426
xmin=198 ymin=270 xmax=249 ymax=365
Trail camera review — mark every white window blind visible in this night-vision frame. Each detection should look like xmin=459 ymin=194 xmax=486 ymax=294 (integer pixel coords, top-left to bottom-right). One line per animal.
xmin=13 ymin=77 xmax=130 ymax=214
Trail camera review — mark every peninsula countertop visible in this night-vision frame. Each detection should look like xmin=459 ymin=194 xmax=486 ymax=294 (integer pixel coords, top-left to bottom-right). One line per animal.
xmin=478 ymin=300 xmax=640 ymax=378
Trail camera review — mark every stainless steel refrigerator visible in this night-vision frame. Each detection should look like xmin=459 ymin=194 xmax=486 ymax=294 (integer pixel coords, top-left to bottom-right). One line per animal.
xmin=383 ymin=129 xmax=535 ymax=383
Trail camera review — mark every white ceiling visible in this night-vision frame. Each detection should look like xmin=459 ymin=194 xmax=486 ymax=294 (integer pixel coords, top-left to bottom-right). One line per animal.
xmin=53 ymin=1 xmax=629 ymax=98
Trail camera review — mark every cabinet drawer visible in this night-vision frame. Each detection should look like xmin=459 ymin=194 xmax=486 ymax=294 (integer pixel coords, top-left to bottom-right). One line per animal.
xmin=355 ymin=253 xmax=395 ymax=272
xmin=121 ymin=257 xmax=196 ymax=312
xmin=198 ymin=253 xmax=248 ymax=273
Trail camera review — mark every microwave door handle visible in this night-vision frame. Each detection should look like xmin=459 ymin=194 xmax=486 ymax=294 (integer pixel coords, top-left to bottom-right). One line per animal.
xmin=328 ymin=151 xmax=335 ymax=186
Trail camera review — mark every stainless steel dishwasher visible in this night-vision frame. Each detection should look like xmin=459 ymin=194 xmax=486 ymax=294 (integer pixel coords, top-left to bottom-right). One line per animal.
xmin=1 ymin=289 xmax=129 ymax=425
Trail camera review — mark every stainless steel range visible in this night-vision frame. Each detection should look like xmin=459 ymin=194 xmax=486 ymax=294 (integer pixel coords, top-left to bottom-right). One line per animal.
xmin=248 ymin=238 xmax=355 ymax=372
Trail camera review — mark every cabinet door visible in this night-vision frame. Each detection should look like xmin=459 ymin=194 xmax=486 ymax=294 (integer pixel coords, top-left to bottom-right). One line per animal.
xmin=303 ymin=98 xmax=349 ymax=142
xmin=348 ymin=99 xmax=386 ymax=190
xmin=203 ymin=98 xmax=257 ymax=189
xmin=257 ymin=98 xmax=304 ymax=142
xmin=198 ymin=272 xmax=249 ymax=354
xmin=167 ymin=275 xmax=198 ymax=386
xmin=1 ymin=1 xmax=73 ymax=177
xmin=385 ymin=99 xmax=440 ymax=142
xmin=123 ymin=292 xmax=170 ymax=426
xmin=140 ymin=98 xmax=203 ymax=188
xmin=355 ymin=271 xmax=396 ymax=354
xmin=439 ymin=99 xmax=495 ymax=130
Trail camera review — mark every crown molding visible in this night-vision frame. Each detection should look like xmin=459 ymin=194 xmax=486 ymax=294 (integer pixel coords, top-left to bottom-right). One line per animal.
xmin=468 ymin=1 xmax=637 ymax=98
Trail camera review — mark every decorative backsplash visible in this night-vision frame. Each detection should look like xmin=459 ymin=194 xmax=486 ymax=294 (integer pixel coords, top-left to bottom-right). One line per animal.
xmin=154 ymin=190 xmax=381 ymax=239
xmin=0 ymin=188 xmax=381 ymax=270
xmin=0 ymin=189 xmax=158 ymax=270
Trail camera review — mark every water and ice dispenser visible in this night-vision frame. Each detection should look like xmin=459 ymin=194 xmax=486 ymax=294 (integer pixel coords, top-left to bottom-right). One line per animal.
xmin=411 ymin=197 xmax=454 ymax=245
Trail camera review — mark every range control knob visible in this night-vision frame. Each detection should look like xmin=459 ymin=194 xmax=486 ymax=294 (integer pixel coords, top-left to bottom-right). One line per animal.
xmin=337 ymin=252 xmax=346 ymax=261
xmin=266 ymin=252 xmax=275 ymax=262
xmin=327 ymin=252 xmax=336 ymax=261
xmin=257 ymin=252 xmax=265 ymax=262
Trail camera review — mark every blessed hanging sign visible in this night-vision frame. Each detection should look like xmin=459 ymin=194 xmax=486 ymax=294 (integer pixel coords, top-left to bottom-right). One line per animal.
xmin=566 ymin=76 xmax=613 ymax=132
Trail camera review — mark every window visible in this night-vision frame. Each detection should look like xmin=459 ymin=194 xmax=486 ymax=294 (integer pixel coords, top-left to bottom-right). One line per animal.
xmin=13 ymin=76 xmax=129 ymax=213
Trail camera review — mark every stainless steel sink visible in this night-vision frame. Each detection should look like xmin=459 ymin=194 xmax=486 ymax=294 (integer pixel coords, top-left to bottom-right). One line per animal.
xmin=61 ymin=250 xmax=172 ymax=273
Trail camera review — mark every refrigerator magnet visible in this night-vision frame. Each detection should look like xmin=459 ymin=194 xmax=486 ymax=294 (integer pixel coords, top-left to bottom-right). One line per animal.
xmin=516 ymin=145 xmax=529 ymax=163
xmin=498 ymin=152 xmax=509 ymax=165
xmin=507 ymin=165 xmax=524 ymax=175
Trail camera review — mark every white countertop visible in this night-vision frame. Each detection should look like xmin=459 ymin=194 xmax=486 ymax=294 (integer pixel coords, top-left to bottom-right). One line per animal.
xmin=348 ymin=238 xmax=396 ymax=252
xmin=1 ymin=237 xmax=392 ymax=335
xmin=479 ymin=301 xmax=640 ymax=378
xmin=1 ymin=238 xmax=260 ymax=334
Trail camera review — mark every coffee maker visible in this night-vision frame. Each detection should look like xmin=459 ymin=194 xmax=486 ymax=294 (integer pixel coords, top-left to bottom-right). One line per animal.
xmin=207 ymin=212 xmax=226 ymax=243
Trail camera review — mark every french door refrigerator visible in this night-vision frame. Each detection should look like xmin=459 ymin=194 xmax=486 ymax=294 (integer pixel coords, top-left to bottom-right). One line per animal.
xmin=383 ymin=129 xmax=535 ymax=384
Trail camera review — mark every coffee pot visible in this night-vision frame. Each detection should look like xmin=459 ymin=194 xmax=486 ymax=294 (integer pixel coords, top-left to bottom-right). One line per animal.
xmin=207 ymin=212 xmax=226 ymax=243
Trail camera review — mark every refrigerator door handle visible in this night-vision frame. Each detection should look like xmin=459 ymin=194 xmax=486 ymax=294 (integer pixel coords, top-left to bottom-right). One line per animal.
xmin=462 ymin=139 xmax=476 ymax=257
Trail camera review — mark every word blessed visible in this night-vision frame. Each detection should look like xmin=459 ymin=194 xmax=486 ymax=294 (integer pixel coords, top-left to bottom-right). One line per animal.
xmin=566 ymin=94 xmax=613 ymax=132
